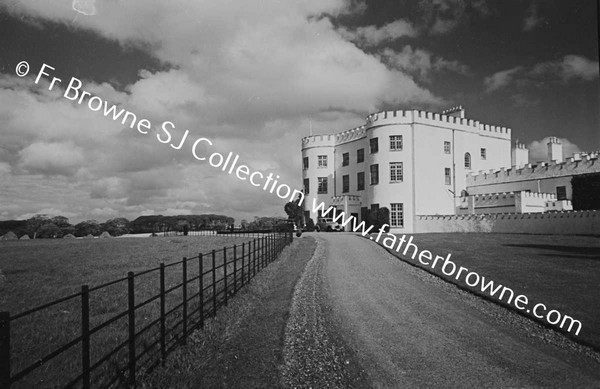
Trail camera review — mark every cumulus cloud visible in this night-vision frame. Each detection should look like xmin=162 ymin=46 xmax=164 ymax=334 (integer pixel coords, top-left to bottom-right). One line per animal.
xmin=523 ymin=2 xmax=545 ymax=31
xmin=0 ymin=0 xmax=446 ymax=222
xmin=338 ymin=19 xmax=416 ymax=46
xmin=380 ymin=46 xmax=470 ymax=82
xmin=484 ymin=55 xmax=599 ymax=94
xmin=18 ymin=142 xmax=84 ymax=176
xmin=527 ymin=137 xmax=582 ymax=163
xmin=417 ymin=0 xmax=492 ymax=35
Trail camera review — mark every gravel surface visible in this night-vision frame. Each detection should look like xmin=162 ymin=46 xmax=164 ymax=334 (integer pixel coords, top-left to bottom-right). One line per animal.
xmin=319 ymin=232 xmax=600 ymax=388
xmin=281 ymin=237 xmax=368 ymax=388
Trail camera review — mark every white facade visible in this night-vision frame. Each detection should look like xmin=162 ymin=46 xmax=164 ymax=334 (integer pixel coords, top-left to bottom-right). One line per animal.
xmin=301 ymin=107 xmax=512 ymax=233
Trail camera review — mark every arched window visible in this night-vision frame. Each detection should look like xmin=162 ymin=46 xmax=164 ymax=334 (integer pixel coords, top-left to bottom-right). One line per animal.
xmin=464 ymin=152 xmax=471 ymax=169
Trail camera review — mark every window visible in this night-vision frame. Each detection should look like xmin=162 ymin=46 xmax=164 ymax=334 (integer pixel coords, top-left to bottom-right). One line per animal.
xmin=303 ymin=178 xmax=309 ymax=194
xmin=370 ymin=138 xmax=379 ymax=154
xmin=444 ymin=141 xmax=451 ymax=154
xmin=480 ymin=148 xmax=487 ymax=160
xmin=357 ymin=148 xmax=364 ymax=163
xmin=318 ymin=155 xmax=327 ymax=168
xmin=390 ymin=162 xmax=403 ymax=182
xmin=303 ymin=156 xmax=309 ymax=170
xmin=370 ymin=164 xmax=379 ymax=185
xmin=390 ymin=135 xmax=403 ymax=151
xmin=342 ymin=175 xmax=349 ymax=193
xmin=390 ymin=203 xmax=404 ymax=228
xmin=464 ymin=152 xmax=471 ymax=169
xmin=556 ymin=186 xmax=567 ymax=200
xmin=370 ymin=203 xmax=379 ymax=213
xmin=445 ymin=168 xmax=452 ymax=185
xmin=357 ymin=172 xmax=365 ymax=191
xmin=317 ymin=177 xmax=328 ymax=194
xmin=342 ymin=152 xmax=349 ymax=166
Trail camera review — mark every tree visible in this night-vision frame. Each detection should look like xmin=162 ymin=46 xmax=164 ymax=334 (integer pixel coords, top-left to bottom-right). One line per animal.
xmin=101 ymin=218 xmax=130 ymax=236
xmin=26 ymin=215 xmax=50 ymax=238
xmin=74 ymin=220 xmax=101 ymax=237
xmin=284 ymin=195 xmax=304 ymax=228
xmin=36 ymin=222 xmax=63 ymax=238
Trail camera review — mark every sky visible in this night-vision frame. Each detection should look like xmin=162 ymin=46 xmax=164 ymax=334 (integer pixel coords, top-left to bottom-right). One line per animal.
xmin=0 ymin=0 xmax=598 ymax=224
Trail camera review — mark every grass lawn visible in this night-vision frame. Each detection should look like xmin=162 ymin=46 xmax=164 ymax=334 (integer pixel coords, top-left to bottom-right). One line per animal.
xmin=0 ymin=235 xmax=271 ymax=388
xmin=376 ymin=233 xmax=600 ymax=350
xmin=141 ymin=235 xmax=319 ymax=388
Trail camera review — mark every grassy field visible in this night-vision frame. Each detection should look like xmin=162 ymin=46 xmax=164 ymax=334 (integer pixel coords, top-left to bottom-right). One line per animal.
xmin=0 ymin=234 xmax=273 ymax=388
xmin=376 ymin=233 xmax=600 ymax=350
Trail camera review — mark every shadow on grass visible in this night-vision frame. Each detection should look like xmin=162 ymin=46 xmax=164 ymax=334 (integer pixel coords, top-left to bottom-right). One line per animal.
xmin=504 ymin=244 xmax=600 ymax=259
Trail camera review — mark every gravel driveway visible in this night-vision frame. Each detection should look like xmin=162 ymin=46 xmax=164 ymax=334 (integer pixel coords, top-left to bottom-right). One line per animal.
xmin=285 ymin=232 xmax=600 ymax=388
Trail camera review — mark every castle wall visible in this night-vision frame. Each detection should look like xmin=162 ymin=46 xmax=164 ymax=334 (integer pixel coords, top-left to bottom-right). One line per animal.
xmin=415 ymin=210 xmax=600 ymax=235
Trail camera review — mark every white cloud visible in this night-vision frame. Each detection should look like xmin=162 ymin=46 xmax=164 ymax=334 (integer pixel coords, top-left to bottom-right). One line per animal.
xmin=0 ymin=0 xmax=446 ymax=223
xmin=523 ymin=2 xmax=545 ymax=32
xmin=338 ymin=19 xmax=416 ymax=46
xmin=18 ymin=142 xmax=84 ymax=176
xmin=527 ymin=137 xmax=581 ymax=163
xmin=484 ymin=55 xmax=598 ymax=94
xmin=483 ymin=67 xmax=523 ymax=93
xmin=380 ymin=46 xmax=469 ymax=82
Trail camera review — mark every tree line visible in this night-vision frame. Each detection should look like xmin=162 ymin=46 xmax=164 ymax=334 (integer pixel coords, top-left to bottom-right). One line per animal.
xmin=0 ymin=214 xmax=236 ymax=239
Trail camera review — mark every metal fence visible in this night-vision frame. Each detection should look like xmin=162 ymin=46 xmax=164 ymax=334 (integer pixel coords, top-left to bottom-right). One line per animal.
xmin=0 ymin=231 xmax=293 ymax=388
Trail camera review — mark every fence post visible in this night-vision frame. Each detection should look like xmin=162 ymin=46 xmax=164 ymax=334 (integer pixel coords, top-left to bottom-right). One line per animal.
xmin=252 ymin=239 xmax=256 ymax=277
xmin=127 ymin=272 xmax=136 ymax=387
xmin=182 ymin=257 xmax=188 ymax=344
xmin=0 ymin=312 xmax=11 ymax=389
xmin=241 ymin=243 xmax=245 ymax=288
xmin=199 ymin=254 xmax=204 ymax=329
xmin=223 ymin=247 xmax=228 ymax=307
xmin=233 ymin=245 xmax=237 ymax=294
xmin=212 ymin=250 xmax=217 ymax=316
xmin=160 ymin=263 xmax=166 ymax=365
xmin=81 ymin=285 xmax=90 ymax=389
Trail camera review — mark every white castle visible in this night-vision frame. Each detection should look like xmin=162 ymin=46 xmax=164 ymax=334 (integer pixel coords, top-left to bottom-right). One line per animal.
xmin=300 ymin=106 xmax=600 ymax=233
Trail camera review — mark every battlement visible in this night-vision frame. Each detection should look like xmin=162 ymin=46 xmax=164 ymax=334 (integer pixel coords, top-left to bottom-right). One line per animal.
xmin=468 ymin=154 xmax=600 ymax=186
xmin=466 ymin=191 xmax=557 ymax=201
xmin=364 ymin=109 xmax=511 ymax=139
xmin=334 ymin=125 xmax=367 ymax=145
xmin=301 ymin=134 xmax=336 ymax=149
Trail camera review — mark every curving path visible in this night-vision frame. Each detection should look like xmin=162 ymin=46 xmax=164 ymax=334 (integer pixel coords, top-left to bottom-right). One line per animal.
xmin=317 ymin=232 xmax=600 ymax=388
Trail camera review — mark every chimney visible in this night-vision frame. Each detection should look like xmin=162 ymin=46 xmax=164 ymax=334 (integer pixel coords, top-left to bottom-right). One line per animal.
xmin=547 ymin=137 xmax=563 ymax=163
xmin=512 ymin=141 xmax=529 ymax=167
xmin=441 ymin=105 xmax=465 ymax=119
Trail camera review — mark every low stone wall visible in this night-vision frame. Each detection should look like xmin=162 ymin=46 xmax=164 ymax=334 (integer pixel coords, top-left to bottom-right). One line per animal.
xmin=416 ymin=210 xmax=600 ymax=235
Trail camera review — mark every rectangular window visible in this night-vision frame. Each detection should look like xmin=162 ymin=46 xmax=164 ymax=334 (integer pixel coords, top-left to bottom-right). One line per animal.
xmin=357 ymin=172 xmax=365 ymax=191
xmin=390 ymin=203 xmax=404 ymax=228
xmin=357 ymin=148 xmax=364 ymax=163
xmin=342 ymin=152 xmax=349 ymax=166
xmin=390 ymin=135 xmax=403 ymax=151
xmin=303 ymin=156 xmax=309 ymax=170
xmin=317 ymin=177 xmax=328 ymax=194
xmin=303 ymin=178 xmax=309 ymax=194
xmin=318 ymin=155 xmax=327 ymax=168
xmin=390 ymin=162 xmax=403 ymax=183
xmin=370 ymin=164 xmax=379 ymax=185
xmin=444 ymin=168 xmax=452 ymax=185
xmin=342 ymin=175 xmax=349 ymax=193
xmin=370 ymin=203 xmax=379 ymax=213
xmin=556 ymin=186 xmax=567 ymax=200
xmin=370 ymin=138 xmax=379 ymax=154
xmin=480 ymin=148 xmax=487 ymax=160
xmin=444 ymin=141 xmax=451 ymax=154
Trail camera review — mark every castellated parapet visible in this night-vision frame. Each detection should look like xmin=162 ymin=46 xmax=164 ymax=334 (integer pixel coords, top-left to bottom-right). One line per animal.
xmin=301 ymin=125 xmax=367 ymax=149
xmin=467 ymin=154 xmax=600 ymax=186
xmin=364 ymin=109 xmax=511 ymax=139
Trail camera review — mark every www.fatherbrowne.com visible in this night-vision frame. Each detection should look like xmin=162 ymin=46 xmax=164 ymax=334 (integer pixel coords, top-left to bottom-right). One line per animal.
xmin=311 ymin=198 xmax=583 ymax=336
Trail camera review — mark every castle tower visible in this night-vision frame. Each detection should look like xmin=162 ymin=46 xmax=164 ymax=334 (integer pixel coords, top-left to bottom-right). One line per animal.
xmin=547 ymin=137 xmax=563 ymax=163
xmin=512 ymin=141 xmax=529 ymax=167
